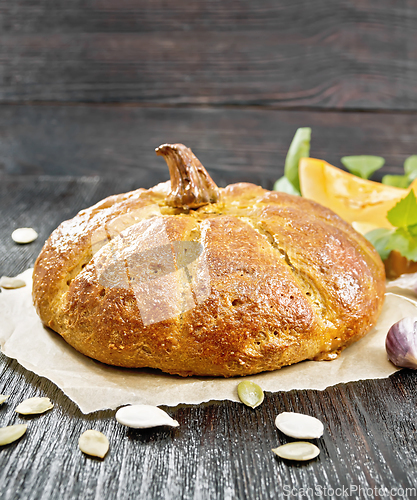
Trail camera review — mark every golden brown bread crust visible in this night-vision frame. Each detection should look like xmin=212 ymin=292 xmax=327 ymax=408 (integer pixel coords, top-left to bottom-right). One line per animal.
xmin=32 ymin=147 xmax=386 ymax=377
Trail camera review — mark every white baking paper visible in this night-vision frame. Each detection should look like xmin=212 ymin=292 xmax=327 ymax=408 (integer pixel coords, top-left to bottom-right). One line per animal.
xmin=0 ymin=269 xmax=415 ymax=414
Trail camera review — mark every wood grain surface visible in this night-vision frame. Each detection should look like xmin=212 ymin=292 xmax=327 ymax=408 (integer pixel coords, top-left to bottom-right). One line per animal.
xmin=1 ymin=0 xmax=416 ymax=109
xmin=2 ymin=0 xmax=417 ymax=498
xmin=2 ymin=104 xmax=417 ymax=183
xmin=1 ymin=176 xmax=417 ymax=500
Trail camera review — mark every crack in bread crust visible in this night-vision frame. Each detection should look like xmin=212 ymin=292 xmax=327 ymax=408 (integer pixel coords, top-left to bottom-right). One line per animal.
xmin=33 ymin=182 xmax=386 ymax=377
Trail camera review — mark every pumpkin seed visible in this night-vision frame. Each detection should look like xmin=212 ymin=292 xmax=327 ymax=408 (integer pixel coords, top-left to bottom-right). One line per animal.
xmin=0 ymin=424 xmax=27 ymax=446
xmin=0 ymin=395 xmax=9 ymax=405
xmin=78 ymin=430 xmax=109 ymax=458
xmin=15 ymin=397 xmax=54 ymax=415
xmin=115 ymin=405 xmax=179 ymax=429
xmin=272 ymin=441 xmax=320 ymax=461
xmin=0 ymin=276 xmax=26 ymax=289
xmin=11 ymin=227 xmax=38 ymax=244
xmin=275 ymin=412 xmax=324 ymax=439
xmin=237 ymin=380 xmax=264 ymax=408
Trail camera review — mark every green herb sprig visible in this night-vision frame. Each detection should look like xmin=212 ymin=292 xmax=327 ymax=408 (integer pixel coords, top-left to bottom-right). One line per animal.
xmin=365 ymin=190 xmax=417 ymax=261
xmin=341 ymin=156 xmax=385 ymax=180
xmin=382 ymin=155 xmax=417 ymax=188
xmin=273 ymin=129 xmax=417 ymax=263
xmin=273 ymin=127 xmax=311 ymax=196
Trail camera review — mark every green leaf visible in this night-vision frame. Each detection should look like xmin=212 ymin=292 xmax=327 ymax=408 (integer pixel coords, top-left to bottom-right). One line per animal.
xmin=380 ymin=156 xmax=417 ymax=188
xmin=387 ymin=228 xmax=417 ymax=261
xmin=381 ymin=174 xmax=410 ymax=188
xmin=340 ymin=156 xmax=385 ymax=180
xmin=387 ymin=190 xmax=417 ymax=228
xmin=273 ymin=176 xmax=300 ymax=196
xmin=404 ymin=155 xmax=417 ymax=177
xmin=364 ymin=157 xmax=417 ymax=263
xmin=366 ymin=227 xmax=417 ymax=262
xmin=408 ymin=223 xmax=417 ymax=238
xmin=408 ymin=170 xmax=417 ymax=183
xmin=284 ymin=128 xmax=311 ymax=191
xmin=365 ymin=228 xmax=394 ymax=261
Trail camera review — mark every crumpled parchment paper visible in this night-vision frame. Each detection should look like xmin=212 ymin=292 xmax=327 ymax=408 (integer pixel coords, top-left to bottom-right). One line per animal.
xmin=0 ymin=269 xmax=415 ymax=414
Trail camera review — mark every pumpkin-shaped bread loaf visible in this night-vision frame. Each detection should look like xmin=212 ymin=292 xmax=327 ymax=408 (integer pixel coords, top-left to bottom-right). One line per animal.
xmin=33 ymin=144 xmax=385 ymax=377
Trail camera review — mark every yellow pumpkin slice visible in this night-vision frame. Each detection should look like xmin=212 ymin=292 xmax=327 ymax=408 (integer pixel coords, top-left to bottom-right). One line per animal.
xmin=299 ymin=158 xmax=417 ymax=228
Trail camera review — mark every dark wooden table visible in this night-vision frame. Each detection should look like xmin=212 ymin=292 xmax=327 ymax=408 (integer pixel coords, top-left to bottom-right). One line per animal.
xmin=1 ymin=2 xmax=417 ymax=499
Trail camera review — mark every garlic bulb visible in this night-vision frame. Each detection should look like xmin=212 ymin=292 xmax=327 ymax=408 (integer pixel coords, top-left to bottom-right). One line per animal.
xmin=386 ymin=317 xmax=417 ymax=369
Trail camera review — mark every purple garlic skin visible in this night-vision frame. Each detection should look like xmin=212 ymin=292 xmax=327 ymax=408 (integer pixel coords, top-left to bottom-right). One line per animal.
xmin=386 ymin=317 xmax=417 ymax=369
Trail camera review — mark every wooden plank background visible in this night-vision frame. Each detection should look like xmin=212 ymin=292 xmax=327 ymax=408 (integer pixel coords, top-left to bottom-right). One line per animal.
xmin=0 ymin=0 xmax=416 ymax=109
xmin=1 ymin=0 xmax=417 ymax=180
xmin=1 ymin=104 xmax=417 ymax=182
xmin=2 ymin=1 xmax=417 ymax=499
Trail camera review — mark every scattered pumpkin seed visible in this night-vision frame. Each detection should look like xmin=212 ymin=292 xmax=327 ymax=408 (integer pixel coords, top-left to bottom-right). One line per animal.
xmin=0 ymin=424 xmax=27 ymax=446
xmin=272 ymin=441 xmax=320 ymax=461
xmin=275 ymin=412 xmax=324 ymax=439
xmin=0 ymin=276 xmax=26 ymax=289
xmin=11 ymin=227 xmax=38 ymax=244
xmin=0 ymin=395 xmax=9 ymax=405
xmin=15 ymin=397 xmax=54 ymax=415
xmin=115 ymin=405 xmax=179 ymax=429
xmin=237 ymin=380 xmax=264 ymax=408
xmin=78 ymin=430 xmax=109 ymax=458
